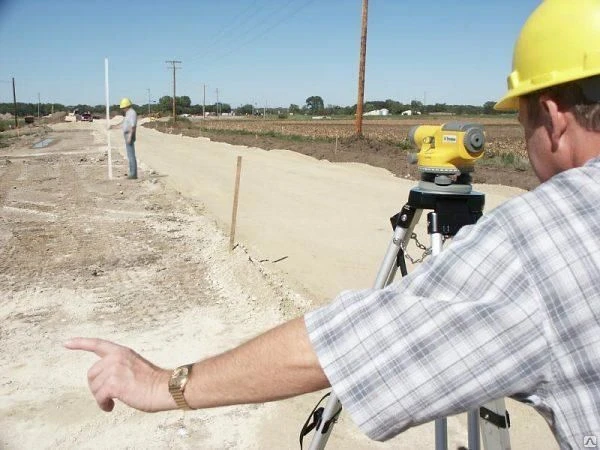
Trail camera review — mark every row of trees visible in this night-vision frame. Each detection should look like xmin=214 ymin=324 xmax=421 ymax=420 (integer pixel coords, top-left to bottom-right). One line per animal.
xmin=297 ymin=97 xmax=503 ymax=116
xmin=0 ymin=96 xmax=505 ymax=118
xmin=0 ymin=97 xmax=233 ymax=118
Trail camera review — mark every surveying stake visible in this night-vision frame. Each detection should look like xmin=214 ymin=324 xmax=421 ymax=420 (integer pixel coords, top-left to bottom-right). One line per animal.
xmin=300 ymin=123 xmax=511 ymax=450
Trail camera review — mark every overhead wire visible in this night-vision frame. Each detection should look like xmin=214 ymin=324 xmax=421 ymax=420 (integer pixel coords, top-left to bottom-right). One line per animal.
xmin=210 ymin=0 xmax=318 ymax=65
xmin=187 ymin=0 xmax=316 ymax=65
xmin=195 ymin=0 xmax=261 ymax=59
xmin=191 ymin=0 xmax=296 ymax=62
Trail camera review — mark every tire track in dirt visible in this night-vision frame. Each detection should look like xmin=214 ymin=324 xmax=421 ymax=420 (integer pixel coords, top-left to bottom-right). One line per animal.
xmin=0 ymin=158 xmax=23 ymax=278
xmin=0 ymin=126 xmax=230 ymax=338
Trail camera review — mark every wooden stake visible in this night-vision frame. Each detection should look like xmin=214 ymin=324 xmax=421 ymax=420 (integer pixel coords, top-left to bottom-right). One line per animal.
xmin=229 ymin=156 xmax=243 ymax=250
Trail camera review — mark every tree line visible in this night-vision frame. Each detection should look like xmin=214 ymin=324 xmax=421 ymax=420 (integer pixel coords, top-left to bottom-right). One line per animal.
xmin=0 ymin=98 xmax=233 ymax=118
xmin=0 ymin=96 xmax=505 ymax=118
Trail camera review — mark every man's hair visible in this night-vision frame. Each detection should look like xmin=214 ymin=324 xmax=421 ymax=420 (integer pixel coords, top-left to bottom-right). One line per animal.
xmin=526 ymin=79 xmax=600 ymax=131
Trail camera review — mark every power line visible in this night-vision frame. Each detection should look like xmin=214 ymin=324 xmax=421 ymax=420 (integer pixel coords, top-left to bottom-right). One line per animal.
xmin=211 ymin=0 xmax=317 ymax=65
xmin=198 ymin=0 xmax=260 ymax=56
xmin=192 ymin=1 xmax=288 ymax=62
xmin=190 ymin=0 xmax=315 ymax=64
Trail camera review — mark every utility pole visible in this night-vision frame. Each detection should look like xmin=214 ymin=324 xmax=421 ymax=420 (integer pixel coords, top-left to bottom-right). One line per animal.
xmin=355 ymin=0 xmax=369 ymax=136
xmin=215 ymin=88 xmax=219 ymax=118
xmin=147 ymin=88 xmax=151 ymax=115
xmin=202 ymin=84 xmax=206 ymax=119
xmin=12 ymin=77 xmax=17 ymax=129
xmin=166 ymin=60 xmax=181 ymax=121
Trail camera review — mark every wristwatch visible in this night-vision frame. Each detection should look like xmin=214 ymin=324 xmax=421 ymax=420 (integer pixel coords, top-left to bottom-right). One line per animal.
xmin=168 ymin=364 xmax=194 ymax=410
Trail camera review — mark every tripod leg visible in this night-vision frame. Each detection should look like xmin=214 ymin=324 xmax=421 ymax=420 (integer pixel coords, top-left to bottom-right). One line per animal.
xmin=468 ymin=410 xmax=480 ymax=450
xmin=307 ymin=207 xmax=421 ymax=450
xmin=385 ymin=209 xmax=422 ymax=285
xmin=375 ymin=215 xmax=421 ymax=287
xmin=427 ymin=211 xmax=511 ymax=450
xmin=428 ymin=212 xmax=449 ymax=450
xmin=479 ymin=399 xmax=511 ymax=450
xmin=306 ymin=396 xmax=341 ymax=450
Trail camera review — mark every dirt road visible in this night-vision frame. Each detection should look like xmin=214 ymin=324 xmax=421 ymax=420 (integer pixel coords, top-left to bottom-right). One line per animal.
xmin=0 ymin=121 xmax=556 ymax=449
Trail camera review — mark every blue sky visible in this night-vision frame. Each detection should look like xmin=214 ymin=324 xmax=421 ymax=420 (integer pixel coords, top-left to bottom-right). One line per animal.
xmin=0 ymin=0 xmax=541 ymax=108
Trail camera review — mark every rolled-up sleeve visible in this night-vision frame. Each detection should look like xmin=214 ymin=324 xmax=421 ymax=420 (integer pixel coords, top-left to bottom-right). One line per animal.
xmin=305 ymin=216 xmax=551 ymax=441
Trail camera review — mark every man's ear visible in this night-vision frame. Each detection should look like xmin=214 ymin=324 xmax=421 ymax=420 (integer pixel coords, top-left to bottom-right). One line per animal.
xmin=539 ymin=95 xmax=567 ymax=152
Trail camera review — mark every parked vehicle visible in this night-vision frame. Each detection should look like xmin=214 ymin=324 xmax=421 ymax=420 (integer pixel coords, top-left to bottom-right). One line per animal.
xmin=81 ymin=112 xmax=93 ymax=122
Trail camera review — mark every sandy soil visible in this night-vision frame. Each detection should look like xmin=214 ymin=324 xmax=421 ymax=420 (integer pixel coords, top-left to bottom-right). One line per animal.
xmin=0 ymin=120 xmax=557 ymax=449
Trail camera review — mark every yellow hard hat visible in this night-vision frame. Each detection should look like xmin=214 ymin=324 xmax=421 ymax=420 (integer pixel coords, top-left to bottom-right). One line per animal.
xmin=119 ymin=98 xmax=132 ymax=109
xmin=495 ymin=0 xmax=600 ymax=111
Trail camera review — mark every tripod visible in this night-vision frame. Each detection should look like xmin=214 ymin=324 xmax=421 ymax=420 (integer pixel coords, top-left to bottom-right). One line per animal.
xmin=301 ymin=177 xmax=512 ymax=450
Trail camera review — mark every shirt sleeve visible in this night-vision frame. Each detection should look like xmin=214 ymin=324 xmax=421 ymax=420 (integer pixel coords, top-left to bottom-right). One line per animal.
xmin=305 ymin=213 xmax=551 ymax=441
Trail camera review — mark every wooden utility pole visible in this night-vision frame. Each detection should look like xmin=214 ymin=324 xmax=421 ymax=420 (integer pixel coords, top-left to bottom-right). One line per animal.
xmin=12 ymin=77 xmax=18 ymax=129
xmin=166 ymin=60 xmax=181 ymax=121
xmin=202 ymin=84 xmax=206 ymax=119
xmin=355 ymin=0 xmax=369 ymax=136
xmin=216 ymin=88 xmax=219 ymax=119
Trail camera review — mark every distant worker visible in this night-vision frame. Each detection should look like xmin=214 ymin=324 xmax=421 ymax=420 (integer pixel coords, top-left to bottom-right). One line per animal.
xmin=120 ymin=98 xmax=137 ymax=180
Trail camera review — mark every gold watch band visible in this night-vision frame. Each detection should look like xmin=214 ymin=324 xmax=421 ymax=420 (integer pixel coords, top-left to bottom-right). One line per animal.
xmin=171 ymin=388 xmax=192 ymax=410
xmin=169 ymin=364 xmax=194 ymax=411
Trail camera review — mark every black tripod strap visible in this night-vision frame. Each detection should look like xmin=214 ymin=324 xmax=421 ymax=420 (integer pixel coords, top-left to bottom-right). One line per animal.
xmin=299 ymin=392 xmax=343 ymax=449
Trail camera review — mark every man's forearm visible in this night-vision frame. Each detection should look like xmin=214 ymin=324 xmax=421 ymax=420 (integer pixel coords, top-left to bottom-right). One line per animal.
xmin=65 ymin=316 xmax=328 ymax=412
xmin=185 ymin=316 xmax=330 ymax=408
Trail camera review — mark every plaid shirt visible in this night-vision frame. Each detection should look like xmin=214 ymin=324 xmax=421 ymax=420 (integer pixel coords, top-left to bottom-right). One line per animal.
xmin=306 ymin=157 xmax=600 ymax=449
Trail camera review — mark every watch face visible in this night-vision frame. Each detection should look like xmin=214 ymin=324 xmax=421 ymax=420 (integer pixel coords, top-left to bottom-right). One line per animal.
xmin=170 ymin=365 xmax=191 ymax=387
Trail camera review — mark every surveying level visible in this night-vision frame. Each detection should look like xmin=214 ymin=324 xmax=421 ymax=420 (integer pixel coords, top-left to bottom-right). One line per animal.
xmin=301 ymin=123 xmax=511 ymax=450
xmin=408 ymin=122 xmax=485 ymax=189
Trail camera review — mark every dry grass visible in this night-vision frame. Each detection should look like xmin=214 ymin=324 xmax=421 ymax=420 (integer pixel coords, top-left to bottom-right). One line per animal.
xmin=190 ymin=116 xmax=527 ymax=159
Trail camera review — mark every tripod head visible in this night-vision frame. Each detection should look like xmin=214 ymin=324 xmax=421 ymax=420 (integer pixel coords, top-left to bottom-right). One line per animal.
xmin=408 ymin=122 xmax=485 ymax=193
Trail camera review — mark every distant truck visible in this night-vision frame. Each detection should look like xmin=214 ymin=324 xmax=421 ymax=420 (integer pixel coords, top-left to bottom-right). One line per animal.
xmin=81 ymin=112 xmax=93 ymax=122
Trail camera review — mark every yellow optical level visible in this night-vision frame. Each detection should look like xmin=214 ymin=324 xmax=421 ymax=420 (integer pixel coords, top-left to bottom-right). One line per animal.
xmin=408 ymin=122 xmax=485 ymax=175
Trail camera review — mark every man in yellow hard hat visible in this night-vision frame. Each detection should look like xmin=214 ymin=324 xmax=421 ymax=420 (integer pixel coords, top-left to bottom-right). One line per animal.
xmin=120 ymin=97 xmax=137 ymax=179
xmin=66 ymin=1 xmax=600 ymax=448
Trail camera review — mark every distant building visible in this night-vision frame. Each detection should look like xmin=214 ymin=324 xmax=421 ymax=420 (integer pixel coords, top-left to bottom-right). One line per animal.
xmin=363 ymin=108 xmax=389 ymax=116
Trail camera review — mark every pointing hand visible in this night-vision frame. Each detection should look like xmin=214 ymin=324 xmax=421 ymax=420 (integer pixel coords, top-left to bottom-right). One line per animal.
xmin=64 ymin=338 xmax=175 ymax=412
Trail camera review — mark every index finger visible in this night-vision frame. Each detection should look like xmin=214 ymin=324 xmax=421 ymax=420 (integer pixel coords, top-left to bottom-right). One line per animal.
xmin=64 ymin=337 xmax=124 ymax=357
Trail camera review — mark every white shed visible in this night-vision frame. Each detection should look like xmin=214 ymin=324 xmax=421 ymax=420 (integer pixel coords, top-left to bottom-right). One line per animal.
xmin=363 ymin=108 xmax=389 ymax=116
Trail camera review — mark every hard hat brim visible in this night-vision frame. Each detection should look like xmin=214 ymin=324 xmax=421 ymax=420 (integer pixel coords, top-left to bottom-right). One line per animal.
xmin=494 ymin=95 xmax=519 ymax=111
